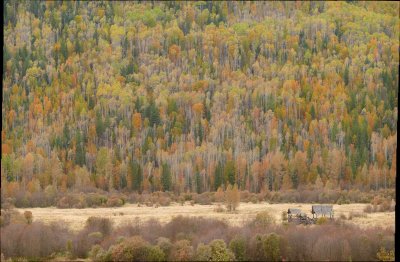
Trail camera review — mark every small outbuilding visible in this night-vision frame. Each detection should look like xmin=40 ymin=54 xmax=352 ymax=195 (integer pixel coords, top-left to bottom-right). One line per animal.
xmin=311 ymin=205 xmax=333 ymax=219
xmin=287 ymin=208 xmax=302 ymax=221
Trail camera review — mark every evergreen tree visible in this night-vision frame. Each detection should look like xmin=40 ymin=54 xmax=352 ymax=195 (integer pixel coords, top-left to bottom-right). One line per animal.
xmin=75 ymin=130 xmax=86 ymax=166
xmin=224 ymin=160 xmax=235 ymax=186
xmin=95 ymin=112 xmax=105 ymax=138
xmin=195 ymin=168 xmax=202 ymax=193
xmin=130 ymin=159 xmax=143 ymax=191
xmin=214 ymin=161 xmax=223 ymax=190
xmin=161 ymin=162 xmax=172 ymax=191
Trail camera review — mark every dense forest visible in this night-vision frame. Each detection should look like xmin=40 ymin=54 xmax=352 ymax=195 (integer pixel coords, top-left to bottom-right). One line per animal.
xmin=1 ymin=1 xmax=398 ymax=202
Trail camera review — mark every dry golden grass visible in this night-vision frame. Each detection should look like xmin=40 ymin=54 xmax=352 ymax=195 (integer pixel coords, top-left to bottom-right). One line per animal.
xmin=16 ymin=202 xmax=395 ymax=231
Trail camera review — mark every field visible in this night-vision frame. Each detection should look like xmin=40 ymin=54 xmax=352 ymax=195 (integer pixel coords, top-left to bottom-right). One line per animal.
xmin=17 ymin=202 xmax=395 ymax=231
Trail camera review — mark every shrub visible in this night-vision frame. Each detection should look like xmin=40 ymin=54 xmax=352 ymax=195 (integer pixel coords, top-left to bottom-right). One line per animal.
xmin=23 ymin=211 xmax=33 ymax=224
xmin=85 ymin=217 xmax=113 ymax=236
xmin=156 ymin=237 xmax=173 ymax=258
xmin=214 ymin=204 xmax=225 ymax=212
xmin=229 ymin=235 xmax=246 ymax=261
xmin=88 ymin=244 xmax=111 ymax=262
xmin=239 ymin=190 xmax=251 ymax=202
xmin=281 ymin=211 xmax=288 ymax=222
xmin=110 ymin=236 xmax=164 ymax=261
xmin=56 ymin=195 xmax=83 ymax=208
xmin=262 ymin=233 xmax=281 ymax=261
xmin=377 ymin=247 xmax=395 ymax=261
xmin=248 ymin=234 xmax=265 ymax=260
xmin=88 ymin=231 xmax=103 ymax=243
xmin=178 ymin=196 xmax=185 ymax=206
xmin=158 ymin=196 xmax=171 ymax=206
xmin=251 ymin=211 xmax=275 ymax=228
xmin=311 ymin=236 xmax=351 ymax=261
xmin=106 ymin=197 xmax=124 ymax=207
xmin=146 ymin=245 xmax=165 ymax=261
xmin=208 ymin=239 xmax=235 ymax=261
xmin=1 ymin=208 xmax=24 ymax=227
xmin=215 ymin=187 xmax=225 ymax=203
xmin=364 ymin=199 xmax=394 ymax=213
xmin=183 ymin=193 xmax=192 ymax=201
xmin=193 ymin=192 xmax=213 ymax=205
xmin=0 ymin=221 xmax=70 ymax=259
xmin=225 ymin=184 xmax=240 ymax=211
xmin=316 ymin=217 xmax=328 ymax=225
xmin=169 ymin=240 xmax=194 ymax=261
xmin=250 ymin=195 xmax=258 ymax=203
xmin=195 ymin=243 xmax=212 ymax=261
xmin=66 ymin=240 xmax=73 ymax=259
xmin=86 ymin=193 xmax=108 ymax=207
xmin=364 ymin=204 xmax=373 ymax=213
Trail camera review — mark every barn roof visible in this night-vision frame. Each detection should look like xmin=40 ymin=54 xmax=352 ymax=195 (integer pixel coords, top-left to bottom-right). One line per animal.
xmin=287 ymin=208 xmax=302 ymax=214
xmin=312 ymin=205 xmax=333 ymax=214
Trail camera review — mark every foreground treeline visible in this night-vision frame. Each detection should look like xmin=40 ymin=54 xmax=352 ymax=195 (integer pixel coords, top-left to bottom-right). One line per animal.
xmin=2 ymin=1 xmax=398 ymax=198
xmin=0 ymin=208 xmax=395 ymax=261
xmin=0 ymin=180 xmax=395 ymax=209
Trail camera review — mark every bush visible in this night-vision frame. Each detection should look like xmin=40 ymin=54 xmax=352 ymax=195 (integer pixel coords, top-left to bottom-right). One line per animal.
xmin=208 ymin=239 xmax=235 ymax=261
xmin=23 ymin=211 xmax=33 ymax=224
xmin=1 ymin=208 xmax=24 ymax=227
xmin=364 ymin=204 xmax=373 ymax=213
xmin=215 ymin=187 xmax=225 ymax=203
xmin=88 ymin=231 xmax=103 ymax=241
xmin=56 ymin=195 xmax=84 ymax=208
xmin=169 ymin=240 xmax=194 ymax=261
xmin=214 ymin=204 xmax=225 ymax=212
xmin=86 ymin=193 xmax=108 ymax=207
xmin=158 ymin=196 xmax=171 ymax=206
xmin=225 ymin=184 xmax=240 ymax=211
xmin=106 ymin=197 xmax=124 ymax=207
xmin=310 ymin=233 xmax=354 ymax=261
xmin=251 ymin=211 xmax=275 ymax=228
xmin=110 ymin=236 xmax=164 ymax=261
xmin=156 ymin=237 xmax=173 ymax=258
xmin=88 ymin=244 xmax=111 ymax=262
xmin=193 ymin=192 xmax=213 ymax=205
xmin=262 ymin=233 xmax=281 ymax=261
xmin=183 ymin=193 xmax=192 ymax=201
xmin=195 ymin=243 xmax=212 ymax=261
xmin=364 ymin=198 xmax=394 ymax=213
xmin=85 ymin=217 xmax=113 ymax=236
xmin=281 ymin=211 xmax=288 ymax=222
xmin=316 ymin=217 xmax=328 ymax=225
xmin=146 ymin=245 xmax=165 ymax=261
xmin=377 ymin=247 xmax=395 ymax=261
xmin=0 ymin=221 xmax=70 ymax=259
xmin=229 ymin=235 xmax=246 ymax=261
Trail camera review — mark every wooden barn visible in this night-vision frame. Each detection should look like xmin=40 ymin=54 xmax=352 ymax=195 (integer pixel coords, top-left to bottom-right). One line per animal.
xmin=287 ymin=208 xmax=302 ymax=222
xmin=311 ymin=205 xmax=334 ymax=218
xmin=287 ymin=208 xmax=301 ymax=217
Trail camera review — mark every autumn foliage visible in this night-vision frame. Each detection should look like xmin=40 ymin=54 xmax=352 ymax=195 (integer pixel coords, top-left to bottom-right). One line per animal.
xmin=1 ymin=1 xmax=398 ymax=206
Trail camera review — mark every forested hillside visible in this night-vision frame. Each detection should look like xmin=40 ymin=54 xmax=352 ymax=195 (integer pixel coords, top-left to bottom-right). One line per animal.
xmin=2 ymin=1 xmax=398 ymax=200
